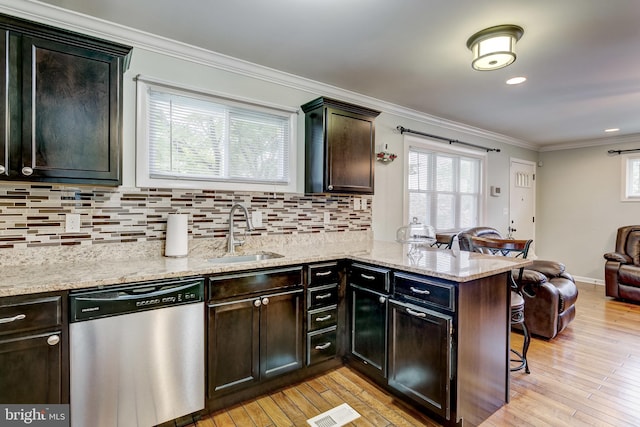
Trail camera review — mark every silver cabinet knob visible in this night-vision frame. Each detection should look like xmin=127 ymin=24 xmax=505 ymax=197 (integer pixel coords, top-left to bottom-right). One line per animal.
xmin=379 ymin=296 xmax=386 ymax=304
xmin=327 ymin=185 xmax=334 ymax=191
xmin=253 ymin=299 xmax=262 ymax=307
xmin=0 ymin=165 xmax=5 ymax=174
xmin=261 ymin=297 xmax=269 ymax=305
xmin=47 ymin=335 xmax=60 ymax=346
xmin=22 ymin=167 xmax=33 ymax=176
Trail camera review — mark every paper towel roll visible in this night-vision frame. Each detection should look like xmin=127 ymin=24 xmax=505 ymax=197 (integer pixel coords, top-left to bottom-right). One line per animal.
xmin=165 ymin=213 xmax=189 ymax=257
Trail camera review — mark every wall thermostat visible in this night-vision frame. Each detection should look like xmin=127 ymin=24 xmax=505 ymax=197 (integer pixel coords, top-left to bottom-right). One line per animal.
xmin=490 ymin=186 xmax=501 ymax=197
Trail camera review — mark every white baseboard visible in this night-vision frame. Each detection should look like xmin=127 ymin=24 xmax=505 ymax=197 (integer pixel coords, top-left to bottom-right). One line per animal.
xmin=573 ymin=275 xmax=605 ymax=286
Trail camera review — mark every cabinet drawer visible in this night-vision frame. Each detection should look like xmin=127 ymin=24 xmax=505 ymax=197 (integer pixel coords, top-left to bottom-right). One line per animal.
xmin=308 ymin=262 xmax=339 ymax=286
xmin=0 ymin=295 xmax=62 ymax=336
xmin=393 ymin=273 xmax=455 ymax=312
xmin=307 ymin=283 xmax=339 ymax=309
xmin=349 ymin=263 xmax=390 ymax=293
xmin=307 ymin=327 xmax=337 ymax=365
xmin=209 ymin=266 xmax=303 ymax=301
xmin=307 ymin=305 xmax=338 ymax=332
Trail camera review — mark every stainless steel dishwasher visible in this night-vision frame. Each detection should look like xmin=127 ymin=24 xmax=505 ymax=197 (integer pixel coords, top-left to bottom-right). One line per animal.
xmin=69 ymin=277 xmax=205 ymax=427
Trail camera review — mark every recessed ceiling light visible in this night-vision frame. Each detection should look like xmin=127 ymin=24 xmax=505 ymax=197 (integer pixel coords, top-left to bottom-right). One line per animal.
xmin=506 ymin=76 xmax=527 ymax=85
xmin=605 ymin=128 xmax=620 ymax=133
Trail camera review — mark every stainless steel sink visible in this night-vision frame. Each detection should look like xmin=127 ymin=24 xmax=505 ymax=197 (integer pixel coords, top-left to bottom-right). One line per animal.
xmin=207 ymin=251 xmax=284 ymax=264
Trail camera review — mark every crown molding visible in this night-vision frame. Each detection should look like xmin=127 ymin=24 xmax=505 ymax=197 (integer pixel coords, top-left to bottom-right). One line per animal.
xmin=538 ymin=133 xmax=640 ymax=152
xmin=1 ymin=0 xmax=538 ymax=151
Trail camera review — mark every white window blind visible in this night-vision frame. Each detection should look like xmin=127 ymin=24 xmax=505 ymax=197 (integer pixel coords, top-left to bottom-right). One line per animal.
xmin=623 ymin=156 xmax=640 ymax=201
xmin=407 ymin=145 xmax=483 ymax=231
xmin=136 ymin=77 xmax=297 ymax=191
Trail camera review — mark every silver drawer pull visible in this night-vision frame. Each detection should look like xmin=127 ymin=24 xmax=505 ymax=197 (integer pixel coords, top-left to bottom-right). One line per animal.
xmin=361 ymin=273 xmax=376 ymax=280
xmin=315 ymin=293 xmax=332 ymax=300
xmin=315 ymin=342 xmax=332 ymax=350
xmin=410 ymin=287 xmax=431 ymax=295
xmin=0 ymin=314 xmax=26 ymax=324
xmin=47 ymin=335 xmax=60 ymax=346
xmin=406 ymin=308 xmax=426 ymax=318
xmin=315 ymin=271 xmax=332 ymax=277
xmin=315 ymin=315 xmax=332 ymax=322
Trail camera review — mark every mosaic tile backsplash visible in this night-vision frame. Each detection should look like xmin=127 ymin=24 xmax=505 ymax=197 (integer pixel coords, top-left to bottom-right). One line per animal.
xmin=0 ymin=184 xmax=372 ymax=252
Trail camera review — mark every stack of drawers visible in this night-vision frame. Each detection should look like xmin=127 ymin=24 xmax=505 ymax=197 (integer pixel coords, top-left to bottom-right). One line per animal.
xmin=306 ymin=262 xmax=340 ymax=365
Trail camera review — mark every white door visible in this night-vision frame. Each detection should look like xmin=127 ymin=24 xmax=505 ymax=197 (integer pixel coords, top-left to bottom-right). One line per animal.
xmin=509 ymin=159 xmax=536 ymax=254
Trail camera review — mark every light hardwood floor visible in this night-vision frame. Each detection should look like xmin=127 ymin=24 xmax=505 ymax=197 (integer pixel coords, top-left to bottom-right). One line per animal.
xmin=196 ymin=283 xmax=640 ymax=426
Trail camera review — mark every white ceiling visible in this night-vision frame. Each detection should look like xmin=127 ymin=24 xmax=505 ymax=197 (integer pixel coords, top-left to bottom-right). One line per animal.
xmin=28 ymin=0 xmax=640 ymax=149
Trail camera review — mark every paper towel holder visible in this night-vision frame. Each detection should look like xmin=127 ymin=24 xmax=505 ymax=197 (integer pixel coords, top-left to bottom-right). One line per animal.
xmin=165 ymin=212 xmax=189 ymax=257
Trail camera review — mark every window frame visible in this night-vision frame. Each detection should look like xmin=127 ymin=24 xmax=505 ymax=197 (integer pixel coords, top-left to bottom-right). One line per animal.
xmin=135 ymin=75 xmax=298 ymax=192
xmin=621 ymin=154 xmax=640 ymax=202
xmin=403 ymin=134 xmax=487 ymax=232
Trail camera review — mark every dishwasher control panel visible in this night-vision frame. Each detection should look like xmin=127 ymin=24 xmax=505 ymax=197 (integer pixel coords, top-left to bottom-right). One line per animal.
xmin=70 ymin=277 xmax=204 ymax=322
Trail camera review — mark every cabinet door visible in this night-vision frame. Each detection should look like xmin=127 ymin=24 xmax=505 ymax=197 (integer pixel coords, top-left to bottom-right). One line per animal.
xmin=349 ymin=285 xmax=387 ymax=378
xmin=20 ymin=35 xmax=121 ymax=184
xmin=0 ymin=29 xmax=19 ymax=180
xmin=0 ymin=331 xmax=62 ymax=404
xmin=0 ymin=30 xmax=7 ymax=177
xmin=325 ymin=108 xmax=375 ymax=194
xmin=260 ymin=289 xmax=303 ymax=379
xmin=388 ymin=300 xmax=452 ymax=419
xmin=208 ymin=298 xmax=260 ymax=396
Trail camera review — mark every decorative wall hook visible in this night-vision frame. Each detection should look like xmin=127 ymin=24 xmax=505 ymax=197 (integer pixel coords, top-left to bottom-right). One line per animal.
xmin=376 ymin=144 xmax=397 ymax=163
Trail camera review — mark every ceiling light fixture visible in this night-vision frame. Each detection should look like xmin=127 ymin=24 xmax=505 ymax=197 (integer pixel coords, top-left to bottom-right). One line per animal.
xmin=466 ymin=25 xmax=524 ymax=71
xmin=605 ymin=128 xmax=620 ymax=133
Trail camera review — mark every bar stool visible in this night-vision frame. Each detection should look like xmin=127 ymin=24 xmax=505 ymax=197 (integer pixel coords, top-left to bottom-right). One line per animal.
xmin=469 ymin=235 xmax=533 ymax=374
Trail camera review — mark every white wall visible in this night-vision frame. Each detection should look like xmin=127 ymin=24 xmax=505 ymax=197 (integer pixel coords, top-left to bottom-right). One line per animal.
xmin=118 ymin=47 xmax=539 ymax=245
xmin=371 ymin=113 xmax=538 ymax=241
xmin=537 ymin=137 xmax=640 ymax=282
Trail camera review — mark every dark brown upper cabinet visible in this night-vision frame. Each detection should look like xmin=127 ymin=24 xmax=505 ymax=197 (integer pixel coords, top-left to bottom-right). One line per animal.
xmin=302 ymin=97 xmax=380 ymax=195
xmin=0 ymin=13 xmax=132 ymax=186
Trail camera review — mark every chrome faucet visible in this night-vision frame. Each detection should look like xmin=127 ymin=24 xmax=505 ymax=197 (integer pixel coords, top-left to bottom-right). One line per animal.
xmin=227 ymin=203 xmax=254 ymax=253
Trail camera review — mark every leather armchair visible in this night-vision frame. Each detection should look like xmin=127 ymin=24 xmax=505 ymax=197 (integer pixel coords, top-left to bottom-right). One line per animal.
xmin=604 ymin=225 xmax=640 ymax=302
xmin=458 ymin=227 xmax=578 ymax=339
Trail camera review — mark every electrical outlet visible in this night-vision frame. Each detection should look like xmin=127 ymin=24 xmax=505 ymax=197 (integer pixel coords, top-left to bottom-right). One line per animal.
xmin=353 ymin=198 xmax=361 ymax=211
xmin=252 ymin=211 xmax=263 ymax=227
xmin=324 ymin=212 xmax=331 ymax=224
xmin=65 ymin=213 xmax=81 ymax=233
xmin=361 ymin=197 xmax=367 ymax=210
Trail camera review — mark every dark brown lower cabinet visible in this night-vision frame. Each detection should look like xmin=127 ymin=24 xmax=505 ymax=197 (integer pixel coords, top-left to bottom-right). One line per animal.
xmin=208 ymin=289 xmax=303 ymax=397
xmin=0 ymin=331 xmax=63 ymax=404
xmin=0 ymin=292 xmax=67 ymax=404
xmin=388 ymin=299 xmax=452 ymax=419
xmin=349 ymin=284 xmax=388 ymax=379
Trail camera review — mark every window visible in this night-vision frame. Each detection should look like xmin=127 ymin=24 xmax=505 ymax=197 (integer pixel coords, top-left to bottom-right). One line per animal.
xmin=136 ymin=76 xmax=297 ymax=192
xmin=405 ymin=136 xmax=485 ymax=231
xmin=622 ymin=155 xmax=640 ymax=201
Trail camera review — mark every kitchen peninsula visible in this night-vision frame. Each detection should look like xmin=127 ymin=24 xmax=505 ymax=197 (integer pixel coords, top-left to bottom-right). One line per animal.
xmin=0 ymin=239 xmax=530 ymax=426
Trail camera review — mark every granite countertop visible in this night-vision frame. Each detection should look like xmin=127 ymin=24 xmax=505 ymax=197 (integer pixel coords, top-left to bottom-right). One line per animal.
xmin=0 ymin=240 xmax=531 ymax=297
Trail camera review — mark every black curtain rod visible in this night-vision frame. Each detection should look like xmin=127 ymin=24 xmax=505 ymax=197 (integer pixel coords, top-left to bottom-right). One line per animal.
xmin=396 ymin=126 xmax=500 ymax=153
xmin=607 ymin=148 xmax=640 ymax=155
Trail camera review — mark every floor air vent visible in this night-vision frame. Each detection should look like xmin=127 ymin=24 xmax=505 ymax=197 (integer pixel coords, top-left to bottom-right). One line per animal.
xmin=306 ymin=403 xmax=361 ymax=427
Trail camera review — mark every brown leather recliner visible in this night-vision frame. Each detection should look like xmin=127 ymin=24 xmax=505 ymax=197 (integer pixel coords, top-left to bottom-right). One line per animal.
xmin=458 ymin=226 xmax=578 ymax=340
xmin=604 ymin=225 xmax=640 ymax=302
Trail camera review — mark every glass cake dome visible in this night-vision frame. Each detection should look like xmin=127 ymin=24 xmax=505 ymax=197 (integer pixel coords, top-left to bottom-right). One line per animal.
xmin=396 ymin=217 xmax=436 ymax=245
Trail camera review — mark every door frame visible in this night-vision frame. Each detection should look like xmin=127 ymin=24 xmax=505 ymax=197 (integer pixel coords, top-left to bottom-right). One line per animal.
xmin=509 ymin=158 xmax=537 ymax=255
